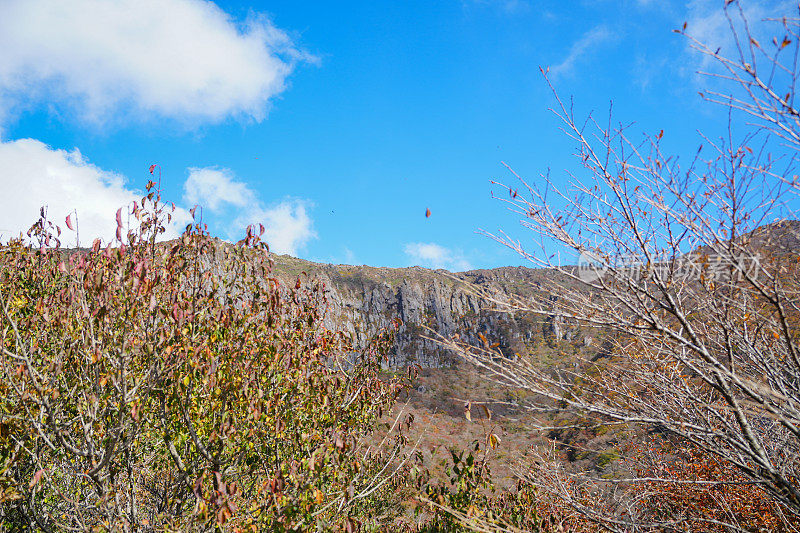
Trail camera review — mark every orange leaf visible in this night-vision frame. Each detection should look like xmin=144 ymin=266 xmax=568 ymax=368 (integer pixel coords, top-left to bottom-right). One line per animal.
xmin=478 ymin=332 xmax=490 ymax=349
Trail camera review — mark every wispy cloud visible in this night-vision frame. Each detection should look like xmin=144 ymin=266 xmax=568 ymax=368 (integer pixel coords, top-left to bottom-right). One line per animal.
xmin=0 ymin=139 xmax=189 ymax=246
xmin=683 ymin=0 xmax=796 ymax=73
xmin=183 ymin=167 xmax=316 ymax=256
xmin=0 ymin=0 xmax=315 ymax=128
xmin=549 ymin=25 xmax=613 ymax=79
xmin=404 ymin=242 xmax=471 ymax=271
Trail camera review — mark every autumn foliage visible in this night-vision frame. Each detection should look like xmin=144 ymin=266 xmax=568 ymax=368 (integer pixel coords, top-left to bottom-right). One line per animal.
xmin=0 ymin=182 xmax=410 ymax=531
xmin=631 ymin=440 xmax=795 ymax=531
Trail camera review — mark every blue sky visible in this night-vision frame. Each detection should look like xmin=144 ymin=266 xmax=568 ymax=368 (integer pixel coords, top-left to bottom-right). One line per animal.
xmin=0 ymin=0 xmax=789 ymax=269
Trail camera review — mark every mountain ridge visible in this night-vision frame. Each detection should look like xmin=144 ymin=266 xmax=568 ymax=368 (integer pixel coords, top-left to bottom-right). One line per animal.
xmin=268 ymin=220 xmax=800 ymax=367
xmin=268 ymin=254 xmax=583 ymax=367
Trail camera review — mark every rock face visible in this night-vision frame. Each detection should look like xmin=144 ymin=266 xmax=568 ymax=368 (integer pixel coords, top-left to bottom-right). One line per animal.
xmin=270 ymin=256 xmax=577 ymax=367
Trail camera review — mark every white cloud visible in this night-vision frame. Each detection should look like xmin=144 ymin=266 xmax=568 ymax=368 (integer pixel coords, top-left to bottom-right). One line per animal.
xmin=404 ymin=242 xmax=471 ymax=271
xmin=550 ymin=25 xmax=614 ymax=79
xmin=0 ymin=0 xmax=311 ymax=127
xmin=184 ymin=168 xmax=250 ymax=212
xmin=238 ymin=200 xmax=315 ymax=256
xmin=182 ymin=166 xmax=316 ymax=256
xmin=0 ymin=138 xmax=189 ymax=246
xmin=0 ymin=144 xmax=313 ymax=254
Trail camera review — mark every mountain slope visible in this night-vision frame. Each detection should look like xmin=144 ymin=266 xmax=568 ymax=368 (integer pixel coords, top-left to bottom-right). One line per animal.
xmin=269 ymin=255 xmax=590 ymax=367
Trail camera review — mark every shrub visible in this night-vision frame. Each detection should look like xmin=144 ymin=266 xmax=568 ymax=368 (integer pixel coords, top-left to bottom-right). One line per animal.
xmin=0 ymin=181 xmax=410 ymax=531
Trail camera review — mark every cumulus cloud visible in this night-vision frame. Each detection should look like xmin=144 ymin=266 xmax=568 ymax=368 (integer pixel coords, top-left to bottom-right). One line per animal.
xmin=550 ymin=25 xmax=614 ymax=79
xmin=183 ymin=166 xmax=316 ymax=256
xmin=0 ymin=138 xmax=189 ymax=246
xmin=184 ymin=168 xmax=251 ymax=212
xmin=404 ymin=242 xmax=471 ymax=271
xmin=0 ymin=0 xmax=311 ymax=127
xmin=237 ymin=200 xmax=315 ymax=256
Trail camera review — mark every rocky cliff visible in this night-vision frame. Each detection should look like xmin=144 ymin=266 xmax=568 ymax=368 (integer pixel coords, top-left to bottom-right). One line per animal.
xmin=270 ymin=255 xmax=586 ymax=367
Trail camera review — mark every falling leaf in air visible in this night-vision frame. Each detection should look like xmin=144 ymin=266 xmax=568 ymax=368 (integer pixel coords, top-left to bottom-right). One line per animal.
xmin=65 ymin=214 xmax=75 ymax=231
xmin=149 ymin=164 xmax=156 ymax=174
xmin=29 ymin=469 xmax=44 ymax=488
xmin=425 ymin=208 xmax=431 ymax=218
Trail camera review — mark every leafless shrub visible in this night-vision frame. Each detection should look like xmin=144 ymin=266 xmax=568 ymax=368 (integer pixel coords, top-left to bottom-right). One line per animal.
xmin=438 ymin=2 xmax=800 ymax=530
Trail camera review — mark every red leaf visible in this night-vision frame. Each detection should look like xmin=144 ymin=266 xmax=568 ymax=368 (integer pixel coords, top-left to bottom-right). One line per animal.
xmin=116 ymin=207 xmax=123 ymax=228
xmin=425 ymin=208 xmax=431 ymax=218
xmin=259 ymin=223 xmax=265 ymax=236
xmin=149 ymin=164 xmax=156 ymax=174
xmin=65 ymin=214 xmax=75 ymax=231
xmin=116 ymin=226 xmax=123 ymax=242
